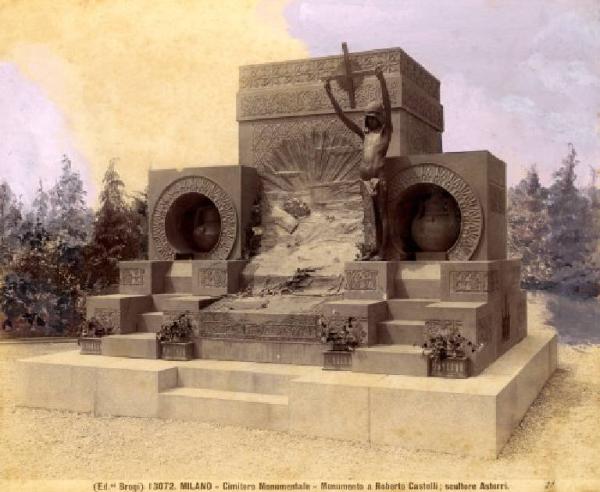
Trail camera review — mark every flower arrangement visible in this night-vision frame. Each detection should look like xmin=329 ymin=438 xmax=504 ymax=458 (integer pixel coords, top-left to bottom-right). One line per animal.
xmin=319 ymin=315 xmax=360 ymax=352
xmin=80 ymin=316 xmax=113 ymax=338
xmin=421 ymin=332 xmax=480 ymax=360
xmin=156 ymin=312 xmax=194 ymax=343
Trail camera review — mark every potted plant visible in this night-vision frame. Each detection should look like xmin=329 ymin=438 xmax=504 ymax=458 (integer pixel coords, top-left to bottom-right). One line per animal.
xmin=78 ymin=317 xmax=112 ymax=355
xmin=156 ymin=312 xmax=195 ymax=361
xmin=319 ymin=315 xmax=360 ymax=371
xmin=421 ymin=332 xmax=480 ymax=378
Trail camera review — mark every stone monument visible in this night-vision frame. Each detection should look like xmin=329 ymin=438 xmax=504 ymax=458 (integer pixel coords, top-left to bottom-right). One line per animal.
xmin=17 ymin=45 xmax=557 ymax=459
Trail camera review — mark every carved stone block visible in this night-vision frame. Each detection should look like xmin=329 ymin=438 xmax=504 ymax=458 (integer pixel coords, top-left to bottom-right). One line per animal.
xmin=322 ymin=299 xmax=388 ymax=346
xmin=86 ymin=294 xmax=152 ymax=334
xmin=191 ymin=259 xmax=248 ymax=296
xmin=343 ymin=261 xmax=396 ymax=301
xmin=118 ymin=261 xmax=172 ymax=295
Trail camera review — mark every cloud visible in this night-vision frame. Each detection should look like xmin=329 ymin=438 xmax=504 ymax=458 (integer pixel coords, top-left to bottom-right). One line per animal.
xmin=0 ymin=62 xmax=91 ymax=204
xmin=0 ymin=0 xmax=307 ymax=205
xmin=285 ymin=0 xmax=600 ymax=185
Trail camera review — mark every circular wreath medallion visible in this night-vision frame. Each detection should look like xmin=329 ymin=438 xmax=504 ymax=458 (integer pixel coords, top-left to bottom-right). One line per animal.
xmin=151 ymin=176 xmax=238 ymax=260
xmin=388 ymin=163 xmax=483 ymax=260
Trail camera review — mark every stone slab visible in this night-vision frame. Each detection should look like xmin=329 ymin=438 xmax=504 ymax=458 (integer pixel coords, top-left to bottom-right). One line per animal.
xmin=102 ymin=333 xmax=160 ymax=359
xmin=158 ymin=387 xmax=289 ymax=431
xmin=352 ymin=344 xmax=428 ymax=376
xmin=16 ymin=351 xmax=177 ymax=417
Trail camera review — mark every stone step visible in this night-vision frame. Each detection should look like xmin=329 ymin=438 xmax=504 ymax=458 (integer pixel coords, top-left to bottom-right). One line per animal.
xmin=158 ymin=386 xmax=289 ymax=431
xmin=137 ymin=312 xmax=164 ymax=333
xmin=386 ymin=298 xmax=440 ymax=320
xmin=177 ymin=360 xmax=303 ymax=395
xmin=151 ymin=294 xmax=216 ymax=312
xmin=101 ymin=333 xmax=160 ymax=359
xmin=163 ymin=295 xmax=217 ymax=312
xmin=352 ymin=344 xmax=428 ymax=376
xmin=377 ymin=320 xmax=426 ymax=345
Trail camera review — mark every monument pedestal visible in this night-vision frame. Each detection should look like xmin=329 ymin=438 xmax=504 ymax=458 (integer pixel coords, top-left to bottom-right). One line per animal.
xmin=17 ymin=330 xmax=556 ymax=458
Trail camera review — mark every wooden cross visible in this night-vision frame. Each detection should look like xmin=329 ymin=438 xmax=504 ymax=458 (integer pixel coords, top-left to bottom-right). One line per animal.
xmin=323 ymin=42 xmax=377 ymax=109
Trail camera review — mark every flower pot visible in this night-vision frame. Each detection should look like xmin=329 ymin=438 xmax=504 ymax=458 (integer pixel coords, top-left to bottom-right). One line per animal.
xmin=79 ymin=337 xmax=102 ymax=355
xmin=161 ymin=341 xmax=195 ymax=361
xmin=323 ymin=350 xmax=352 ymax=371
xmin=428 ymin=356 xmax=470 ymax=379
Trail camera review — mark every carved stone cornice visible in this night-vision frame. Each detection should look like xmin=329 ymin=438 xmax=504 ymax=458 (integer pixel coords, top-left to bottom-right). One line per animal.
xmin=239 ymin=48 xmax=440 ymax=99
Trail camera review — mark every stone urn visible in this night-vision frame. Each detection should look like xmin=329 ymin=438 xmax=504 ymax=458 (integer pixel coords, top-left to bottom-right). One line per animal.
xmin=192 ymin=207 xmax=221 ymax=252
xmin=411 ymin=191 xmax=460 ymax=252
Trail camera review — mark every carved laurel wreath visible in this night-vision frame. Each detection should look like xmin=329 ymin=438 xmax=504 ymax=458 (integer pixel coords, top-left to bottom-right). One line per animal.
xmin=151 ymin=176 xmax=238 ymax=260
xmin=387 ymin=163 xmax=483 ymax=261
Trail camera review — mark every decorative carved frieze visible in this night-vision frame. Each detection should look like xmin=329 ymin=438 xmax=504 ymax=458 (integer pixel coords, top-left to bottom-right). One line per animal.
xmin=450 ymin=270 xmax=499 ymax=293
xmin=388 ymin=163 xmax=483 ymax=260
xmin=197 ymin=269 xmax=228 ymax=288
xmin=93 ymin=308 xmax=120 ymax=331
xmin=238 ymin=77 xmax=402 ymax=119
xmin=187 ymin=312 xmax=321 ymax=342
xmin=119 ymin=268 xmax=145 ymax=286
xmin=238 ymin=77 xmax=443 ymax=131
xmin=345 ymin=270 xmax=378 ymax=291
xmin=151 ymin=176 xmax=238 ymax=260
xmin=249 ymin=114 xmax=362 ymax=170
xmin=239 ymin=48 xmax=440 ymax=99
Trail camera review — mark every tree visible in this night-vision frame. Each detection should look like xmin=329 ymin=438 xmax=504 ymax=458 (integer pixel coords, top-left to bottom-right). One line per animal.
xmin=545 ymin=144 xmax=598 ymax=295
xmin=47 ymin=155 xmax=92 ymax=246
xmin=86 ymin=159 xmax=142 ymax=290
xmin=0 ymin=181 xmax=23 ymax=268
xmin=507 ymin=165 xmax=551 ymax=288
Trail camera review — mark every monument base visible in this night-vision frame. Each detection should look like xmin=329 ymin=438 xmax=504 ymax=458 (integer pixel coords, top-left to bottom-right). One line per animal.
xmin=17 ymin=330 xmax=556 ymax=458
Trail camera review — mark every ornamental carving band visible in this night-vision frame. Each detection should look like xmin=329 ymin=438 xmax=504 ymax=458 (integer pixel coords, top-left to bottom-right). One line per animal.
xmin=345 ymin=270 xmax=378 ymax=290
xmin=388 ymin=163 xmax=483 ymax=260
xmin=151 ymin=176 xmax=238 ymax=260
xmin=120 ymin=268 xmax=144 ymax=286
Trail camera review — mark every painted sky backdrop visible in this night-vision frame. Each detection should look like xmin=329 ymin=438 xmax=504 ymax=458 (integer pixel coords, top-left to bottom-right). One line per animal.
xmin=0 ymin=0 xmax=598 ymax=206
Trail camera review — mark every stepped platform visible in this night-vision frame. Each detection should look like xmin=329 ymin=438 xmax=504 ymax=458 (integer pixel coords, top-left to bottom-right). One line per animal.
xmin=17 ymin=330 xmax=557 ymax=458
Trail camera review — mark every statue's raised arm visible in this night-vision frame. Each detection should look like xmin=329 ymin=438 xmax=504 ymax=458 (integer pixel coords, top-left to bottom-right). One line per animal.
xmin=375 ymin=67 xmax=392 ymax=132
xmin=324 ymin=79 xmax=364 ymax=140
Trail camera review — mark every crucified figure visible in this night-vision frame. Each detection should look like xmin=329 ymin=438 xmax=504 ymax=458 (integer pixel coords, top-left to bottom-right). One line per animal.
xmin=324 ymin=67 xmax=392 ymax=260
